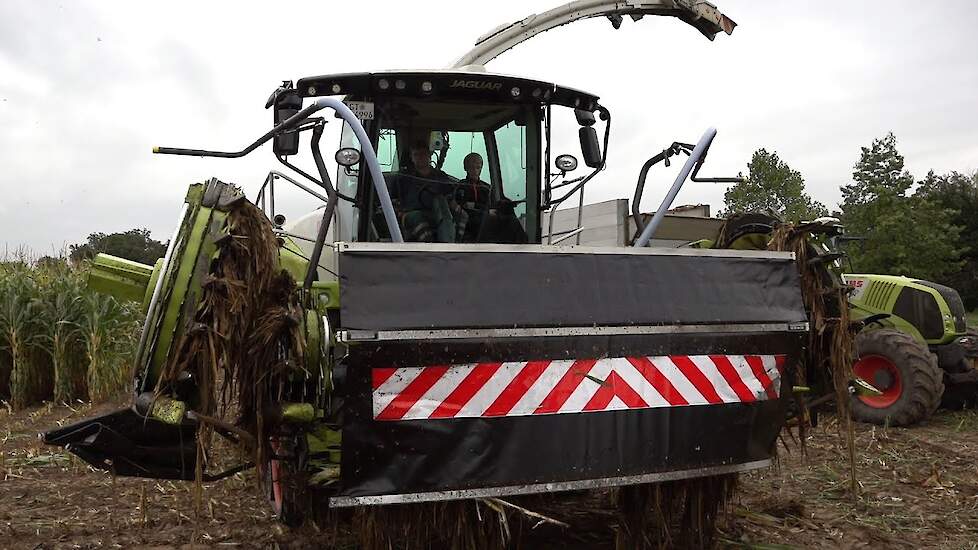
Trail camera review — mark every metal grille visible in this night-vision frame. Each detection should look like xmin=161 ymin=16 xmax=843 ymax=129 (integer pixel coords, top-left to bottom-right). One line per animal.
xmin=865 ymin=280 xmax=898 ymax=310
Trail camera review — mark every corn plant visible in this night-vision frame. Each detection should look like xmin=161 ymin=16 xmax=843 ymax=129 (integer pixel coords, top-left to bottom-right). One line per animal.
xmin=35 ymin=270 xmax=87 ymax=403
xmin=0 ymin=348 xmax=10 ymax=402
xmin=80 ymin=292 xmax=136 ymax=402
xmin=0 ymin=254 xmax=141 ymax=408
xmin=0 ymin=263 xmax=42 ymax=409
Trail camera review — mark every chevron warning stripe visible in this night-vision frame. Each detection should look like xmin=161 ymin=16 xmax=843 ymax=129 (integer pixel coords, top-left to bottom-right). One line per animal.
xmin=372 ymin=354 xmax=784 ymax=421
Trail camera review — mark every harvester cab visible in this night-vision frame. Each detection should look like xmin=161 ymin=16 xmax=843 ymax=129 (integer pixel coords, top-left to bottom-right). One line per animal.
xmin=44 ymin=0 xmax=823 ymax=536
xmin=287 ymin=70 xmax=604 ymax=248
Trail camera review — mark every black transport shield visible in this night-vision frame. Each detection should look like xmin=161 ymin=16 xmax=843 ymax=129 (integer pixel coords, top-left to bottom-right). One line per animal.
xmin=332 ymin=243 xmax=808 ymax=505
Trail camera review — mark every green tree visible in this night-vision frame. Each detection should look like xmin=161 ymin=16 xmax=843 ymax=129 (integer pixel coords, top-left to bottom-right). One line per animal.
xmin=840 ymin=133 xmax=964 ymax=281
xmin=69 ymin=228 xmax=166 ymax=265
xmin=915 ymin=170 xmax=978 ymax=308
xmin=722 ymin=148 xmax=828 ymax=221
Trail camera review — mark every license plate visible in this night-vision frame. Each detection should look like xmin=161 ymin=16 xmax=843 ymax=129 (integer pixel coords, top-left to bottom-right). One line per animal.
xmin=344 ymin=101 xmax=374 ymax=120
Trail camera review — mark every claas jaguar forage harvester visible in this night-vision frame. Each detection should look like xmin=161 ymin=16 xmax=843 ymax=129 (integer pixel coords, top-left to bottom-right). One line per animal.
xmin=44 ymin=0 xmax=826 ymax=536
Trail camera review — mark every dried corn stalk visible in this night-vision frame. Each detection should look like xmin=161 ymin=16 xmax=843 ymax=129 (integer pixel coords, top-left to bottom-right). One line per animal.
xmin=157 ymin=198 xmax=306 ymax=481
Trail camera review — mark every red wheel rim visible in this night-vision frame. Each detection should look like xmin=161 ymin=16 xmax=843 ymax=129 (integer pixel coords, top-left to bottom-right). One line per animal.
xmin=853 ymin=354 xmax=902 ymax=408
xmin=269 ymin=441 xmax=284 ymax=515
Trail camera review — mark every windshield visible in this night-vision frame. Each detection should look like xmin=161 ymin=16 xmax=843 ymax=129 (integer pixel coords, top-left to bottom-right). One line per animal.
xmin=346 ymin=99 xmax=539 ymax=244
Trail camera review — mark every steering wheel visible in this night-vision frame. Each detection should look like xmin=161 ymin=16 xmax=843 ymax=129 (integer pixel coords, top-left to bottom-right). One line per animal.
xmin=399 ymin=173 xmax=439 ymax=210
xmin=415 ymin=181 xmax=440 ymax=210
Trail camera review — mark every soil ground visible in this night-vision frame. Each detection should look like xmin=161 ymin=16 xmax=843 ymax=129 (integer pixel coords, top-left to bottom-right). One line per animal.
xmin=2 ymin=402 xmax=977 ymax=549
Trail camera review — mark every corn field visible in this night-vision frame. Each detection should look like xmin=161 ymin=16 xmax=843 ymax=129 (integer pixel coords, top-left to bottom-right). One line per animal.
xmin=0 ymin=255 xmax=141 ymax=410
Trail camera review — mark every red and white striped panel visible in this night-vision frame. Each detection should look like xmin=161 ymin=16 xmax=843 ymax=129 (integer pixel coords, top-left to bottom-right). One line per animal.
xmin=372 ymin=354 xmax=785 ymax=421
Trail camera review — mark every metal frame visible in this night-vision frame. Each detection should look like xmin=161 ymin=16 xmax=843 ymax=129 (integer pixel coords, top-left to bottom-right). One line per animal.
xmin=256 ymin=170 xmax=330 ymax=223
xmin=631 ymin=127 xmax=746 ymax=247
xmin=336 ymin=240 xmax=795 ymax=260
xmin=633 ymin=127 xmax=715 ymax=247
xmin=549 ymin=226 xmax=584 ymax=245
xmin=631 ymin=141 xmax=691 ymax=235
xmin=339 ymin=322 xmax=810 ymax=343
xmin=329 ymin=458 xmax=769 ymax=507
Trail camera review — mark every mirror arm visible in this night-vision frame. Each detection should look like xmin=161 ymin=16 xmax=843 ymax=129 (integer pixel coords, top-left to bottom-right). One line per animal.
xmin=551 ymin=174 xmax=586 ymax=190
xmin=551 ymin=169 xmax=601 ymax=205
xmin=689 ymin=156 xmax=746 ymax=183
xmin=154 ymin=101 xmax=325 ymax=158
xmin=543 ymin=104 xmax=552 ymax=208
xmin=598 ymin=106 xmax=611 ymax=168
xmin=557 ymin=107 xmax=610 ymax=203
xmin=300 ymin=121 xmax=338 ymax=193
xmin=303 ymin=124 xmax=342 ymax=291
xmin=552 ymin=106 xmax=610 ymax=206
xmin=301 ymin=97 xmax=404 ymax=289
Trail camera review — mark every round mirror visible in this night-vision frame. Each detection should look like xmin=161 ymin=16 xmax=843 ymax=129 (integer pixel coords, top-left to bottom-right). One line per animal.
xmin=555 ymin=154 xmax=578 ymax=173
xmin=335 ymin=147 xmax=361 ymax=167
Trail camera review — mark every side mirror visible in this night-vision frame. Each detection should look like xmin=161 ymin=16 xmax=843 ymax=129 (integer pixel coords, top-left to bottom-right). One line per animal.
xmin=268 ymin=84 xmax=302 ymax=157
xmin=555 ymin=154 xmax=578 ymax=173
xmin=579 ymin=127 xmax=602 ymax=168
xmin=335 ymin=147 xmax=362 ymax=167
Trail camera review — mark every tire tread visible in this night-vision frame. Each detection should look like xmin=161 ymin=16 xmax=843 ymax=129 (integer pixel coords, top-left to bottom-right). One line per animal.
xmin=850 ymin=328 xmax=944 ymax=427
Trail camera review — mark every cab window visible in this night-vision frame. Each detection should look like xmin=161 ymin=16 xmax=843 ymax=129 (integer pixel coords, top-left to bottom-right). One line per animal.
xmin=440 ymin=131 xmax=489 ymax=182
xmin=359 ymin=99 xmax=538 ymax=244
xmin=494 ymin=121 xmax=527 ymax=222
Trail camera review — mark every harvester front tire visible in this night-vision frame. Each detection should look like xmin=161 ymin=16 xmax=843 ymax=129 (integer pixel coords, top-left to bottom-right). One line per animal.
xmin=267 ymin=438 xmax=307 ymax=527
xmin=850 ymin=329 xmax=944 ymax=427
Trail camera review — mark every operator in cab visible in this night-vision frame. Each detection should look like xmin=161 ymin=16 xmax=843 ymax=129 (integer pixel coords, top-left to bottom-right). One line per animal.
xmin=455 ymin=152 xmax=528 ymax=244
xmin=455 ymin=152 xmax=492 ymax=240
xmin=390 ymin=140 xmax=468 ymax=243
xmin=458 ymin=153 xmax=493 ymax=207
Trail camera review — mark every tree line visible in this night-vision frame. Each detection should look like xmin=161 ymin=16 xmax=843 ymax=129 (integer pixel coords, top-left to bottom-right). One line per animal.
xmin=723 ymin=133 xmax=977 ymax=309
xmin=67 ymin=228 xmax=167 ymax=266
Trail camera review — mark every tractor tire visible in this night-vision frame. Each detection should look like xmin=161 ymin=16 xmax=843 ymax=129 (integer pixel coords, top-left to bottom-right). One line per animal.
xmin=939 ymin=329 xmax=978 ymax=409
xmin=850 ymin=329 xmax=944 ymax=427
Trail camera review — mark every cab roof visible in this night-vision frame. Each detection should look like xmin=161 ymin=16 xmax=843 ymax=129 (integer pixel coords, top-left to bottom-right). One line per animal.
xmin=296 ymin=70 xmax=600 ymax=111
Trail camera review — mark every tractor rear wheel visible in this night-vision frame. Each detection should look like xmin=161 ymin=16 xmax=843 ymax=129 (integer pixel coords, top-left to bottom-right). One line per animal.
xmin=850 ymin=329 xmax=944 ymax=426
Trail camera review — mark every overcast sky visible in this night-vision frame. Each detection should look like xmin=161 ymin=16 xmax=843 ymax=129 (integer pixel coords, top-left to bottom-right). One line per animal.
xmin=2 ymin=1 xmax=977 ymax=253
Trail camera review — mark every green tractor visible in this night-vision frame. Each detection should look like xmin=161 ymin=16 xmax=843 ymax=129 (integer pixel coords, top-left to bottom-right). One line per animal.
xmin=845 ymin=274 xmax=978 ymax=426
xmin=686 ymin=215 xmax=978 ymax=427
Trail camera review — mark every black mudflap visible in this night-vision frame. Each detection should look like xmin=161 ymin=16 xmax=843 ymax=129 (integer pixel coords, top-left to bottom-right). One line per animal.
xmin=332 ymin=331 xmax=799 ymax=504
xmin=331 ymin=243 xmax=809 ymax=505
